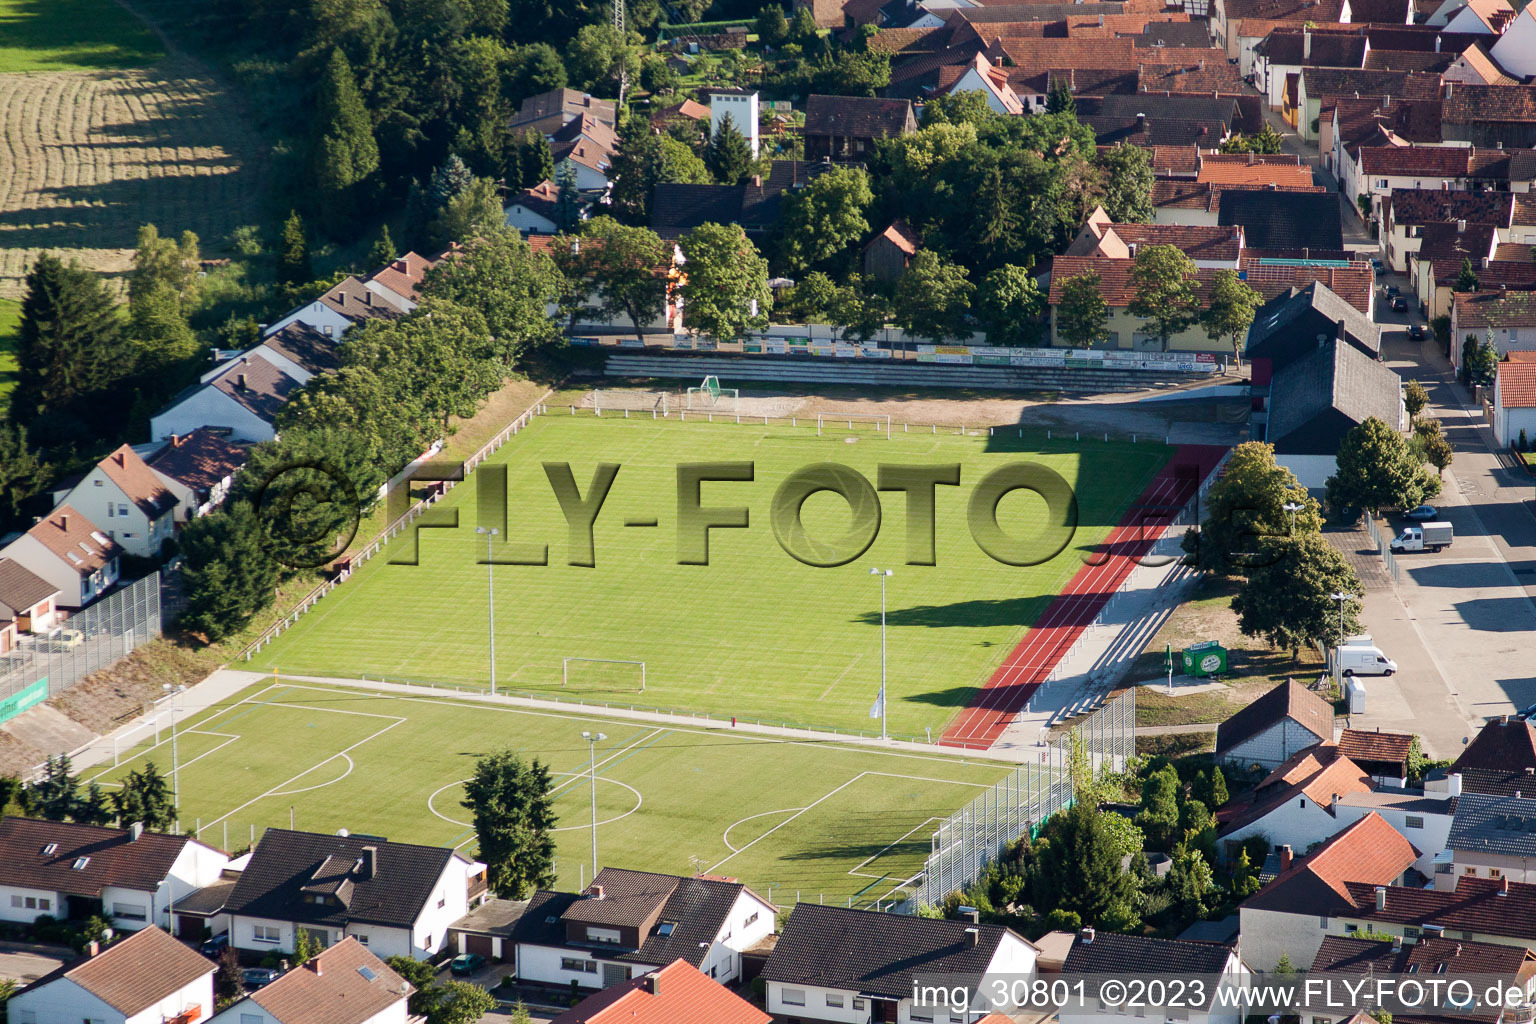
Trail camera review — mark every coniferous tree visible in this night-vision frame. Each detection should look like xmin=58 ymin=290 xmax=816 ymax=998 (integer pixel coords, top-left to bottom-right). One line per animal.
xmin=277 ymin=211 xmax=313 ymax=285
xmin=428 ymin=153 xmax=476 ymax=214
xmin=311 ymin=48 xmax=380 ymax=233
xmin=0 ymin=422 xmax=47 ymax=533
xmin=555 ymin=163 xmax=580 ymax=232
xmin=111 ymin=762 xmax=175 ymax=832
xmin=1456 ymin=257 xmax=1480 ymax=292
xmin=77 ymin=783 xmax=115 ymax=826
xmin=31 ymin=755 xmax=80 ymax=821
xmin=705 ymin=114 xmax=754 ymax=185
xmin=461 ymin=749 xmax=557 ymax=897
xmin=509 ymin=128 xmax=553 ymax=189
xmin=1046 ymin=79 xmax=1076 ymax=115
xmin=756 ymin=4 xmax=789 ymax=46
xmin=179 ymin=501 xmax=282 ymax=641
xmin=368 ymin=224 xmax=397 ymax=270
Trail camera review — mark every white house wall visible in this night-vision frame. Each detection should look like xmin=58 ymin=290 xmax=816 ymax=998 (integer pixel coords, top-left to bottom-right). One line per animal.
xmin=505 ymin=204 xmax=559 ymax=234
xmin=150 ymin=386 xmax=275 ymax=443
xmin=516 ymin=943 xmax=655 ymax=990
xmin=1221 ymin=719 xmax=1331 ymax=770
xmin=263 ymin=301 xmax=351 ymax=340
xmin=0 ymin=533 xmax=115 ymax=608
xmin=54 ymin=468 xmax=172 ymax=560
xmin=1333 ymin=801 xmax=1452 ymax=876
xmin=1220 ymin=801 xmax=1348 ymax=857
xmin=766 ymin=980 xmax=873 ymax=1023
xmin=0 ymin=885 xmax=61 ymax=924
xmin=408 ymin=859 xmax=475 ymax=959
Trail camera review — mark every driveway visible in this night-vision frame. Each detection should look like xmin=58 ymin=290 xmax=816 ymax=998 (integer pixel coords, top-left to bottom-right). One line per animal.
xmin=0 ymin=947 xmax=68 ymax=983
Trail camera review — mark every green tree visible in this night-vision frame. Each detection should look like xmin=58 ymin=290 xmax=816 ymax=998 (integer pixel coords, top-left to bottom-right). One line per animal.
xmin=215 ymin=946 xmax=245 ymax=1005
xmin=127 ymin=277 xmax=198 ymax=377
xmin=510 ymin=1000 xmax=534 ymax=1024
xmin=1463 ymin=333 xmax=1497 ymax=386
xmin=75 ymin=782 xmax=113 ymax=826
xmin=705 ymin=113 xmax=755 ymax=185
xmin=1200 ymin=268 xmax=1262 ymax=366
xmin=428 ymin=154 xmax=476 ymax=215
xmin=607 ymin=119 xmax=711 ymax=222
xmin=233 ymin=426 xmax=377 ymax=562
xmin=1127 ymin=243 xmax=1200 ymax=352
xmin=1136 ymin=763 xmax=1181 ymax=850
xmin=1206 ymin=766 xmax=1228 ymax=808
xmin=428 ymin=176 xmax=504 ymax=249
xmin=567 ymin=22 xmax=640 ymax=93
xmin=677 ymin=222 xmax=771 ymax=342
xmin=1055 ymin=270 xmax=1110 ymax=348
xmin=1045 ymin=79 xmax=1076 ymax=115
xmin=551 ymin=217 xmax=670 ymax=344
xmin=785 ymin=271 xmax=837 ymax=322
xmin=428 ymin=982 xmax=496 ymax=1024
xmin=825 ymin=277 xmax=888 ymax=341
xmin=1403 ymin=379 xmax=1430 ymax=423
xmin=1413 ymin=417 xmax=1454 ymax=477
xmin=1325 ymin=416 xmax=1441 ymax=517
xmin=293 ymin=926 xmax=317 ymax=966
xmin=1230 ymin=845 xmax=1260 ymax=897
xmin=419 ymin=229 xmax=563 ymax=367
xmin=0 ymin=422 xmax=47 ymax=532
xmin=387 ymin=957 xmax=440 ymax=1018
xmin=639 ymin=53 xmax=680 ymax=95
xmin=178 ymin=501 xmax=282 ymax=641
xmin=13 ymin=253 xmax=133 ymax=437
xmin=1027 ymin=802 xmax=1141 ymax=930
xmin=1094 ymin=144 xmax=1154 ymax=223
xmin=310 ymin=48 xmax=379 ymax=233
xmin=893 ymin=250 xmax=973 ymax=342
xmin=554 ymin=162 xmax=580 ymax=232
xmin=278 ymin=211 xmax=313 ymax=286
xmin=1232 ymin=533 xmax=1363 ymax=657
xmin=1275 ymin=952 xmax=1298 ymax=974
xmin=977 ymin=263 xmax=1045 ymax=346
xmin=32 ymin=755 xmax=80 ymax=821
xmin=788 ymin=5 xmax=820 ymax=44
xmin=776 ymin=165 xmax=872 ymax=273
xmin=919 ymin=90 xmax=995 ymax=130
xmin=1184 ymin=441 xmax=1320 ymax=575
xmin=461 ymin=749 xmax=558 ymax=898
xmin=1455 ymin=257 xmax=1479 ymax=293
xmin=367 ymin=224 xmax=397 ymax=270
xmin=504 ymin=42 xmax=567 ymax=107
xmin=111 ymin=762 xmax=175 ymax=832
xmin=755 ymin=3 xmax=789 ymax=45
xmin=129 ymin=224 xmax=199 ymax=303
xmin=509 ymin=128 xmax=554 ymax=189
xmin=1167 ymin=843 xmax=1215 ymax=920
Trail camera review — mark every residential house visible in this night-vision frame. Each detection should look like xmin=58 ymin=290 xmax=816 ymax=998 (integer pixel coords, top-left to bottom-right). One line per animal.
xmin=207 ymin=937 xmax=413 ymax=1024
xmin=1262 ymin=336 xmax=1406 ymax=487
xmin=803 ymin=95 xmax=916 ymax=162
xmin=1218 ymin=188 xmax=1343 ymax=250
xmin=1427 ymin=0 xmax=1514 ymax=34
xmin=1452 ymin=289 xmax=1536 ymax=371
xmin=549 ymin=959 xmax=771 ymax=1024
xmin=1197 ymin=156 xmax=1315 ymax=191
xmin=213 ymin=828 xmax=488 ymax=961
xmin=364 ymin=250 xmax=439 ymax=311
xmin=249 ymin=322 xmax=339 ymax=384
xmin=1333 ymin=785 xmax=1456 ymax=876
xmin=1448 ymin=715 xmax=1536 ymax=796
xmin=0 ymin=818 xmax=230 ymax=934
xmin=1443 ymin=84 xmax=1536 ymax=150
xmin=145 ymin=427 xmax=251 ymax=522
xmin=1245 ymin=281 xmax=1382 ymax=369
xmin=1215 ymin=678 xmax=1337 ymax=770
xmin=149 ymin=353 xmax=302 ymax=443
xmin=1333 ymin=875 xmax=1536 ymax=952
xmin=50 ymin=445 xmax=177 ymax=560
xmin=762 ymin=903 xmax=1038 ymax=1023
xmin=1383 ymin=189 xmax=1512 ymax=275
xmin=1047 ymin=255 xmax=1218 ymax=350
xmin=1253 ymin=27 xmax=1369 ymax=120
xmin=1488 ymin=5 xmax=1536 ymax=79
xmin=1217 ymin=745 xmax=1376 ymax=854
xmin=1063 ymin=931 xmax=1248 ymax=1024
xmin=0 ymin=506 xmax=120 ymax=609
xmin=0 ymin=559 xmax=60 ymax=643
xmin=650 ymin=161 xmax=831 ymax=240
xmin=1151 ymin=179 xmax=1330 ymax=226
xmin=863 ymin=219 xmax=920 ymax=283
xmin=1238 ymin=812 xmax=1421 ymax=971
xmin=1418 ymin=227 xmax=1536 ymax=320
xmin=1494 ymin=354 xmax=1536 ymax=446
xmin=1211 ymin=0 xmax=1347 ymax=69
xmin=510 ymin=88 xmax=617 ymax=137
xmin=1326 ymin=94 xmax=1445 ymax=184
xmin=7 ymin=925 xmax=214 ymax=1024
xmin=1064 ymin=209 xmax=1246 ymax=268
xmin=1336 ymin=727 xmax=1416 ymax=784
xmin=505 ymin=180 xmax=563 ymax=234
xmin=1357 ymin=147 xmax=1480 ymax=233
xmin=1444 ymin=792 xmax=1536 ymax=887
xmin=510 ymin=868 xmax=775 ymax=991
xmin=942 ymin=52 xmax=1024 ymax=114
xmin=1298 ymin=70 xmax=1442 ymax=143
xmin=1445 ymin=41 xmax=1519 ymax=86
xmin=1309 ymin=934 xmax=1536 ymax=1015
xmin=552 ymin=115 xmax=618 ymax=191
xmin=262 ymin=276 xmax=406 ymax=341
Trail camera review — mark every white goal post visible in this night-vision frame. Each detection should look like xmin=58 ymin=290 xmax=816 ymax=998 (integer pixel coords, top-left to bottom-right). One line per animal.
xmin=686 ymin=375 xmax=738 ymax=413
xmin=817 ymin=413 xmax=893 ymax=438
xmin=562 ymin=657 xmax=647 ymax=692
xmin=592 ymin=389 xmax=668 ymax=415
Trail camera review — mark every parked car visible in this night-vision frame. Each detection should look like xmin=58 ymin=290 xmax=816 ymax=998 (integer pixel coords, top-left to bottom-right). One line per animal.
xmin=200 ymin=934 xmax=229 ymax=959
xmin=1338 ymin=644 xmax=1398 ymax=677
xmin=1391 ymin=521 xmax=1454 ymax=552
xmin=1372 ymin=258 xmax=1386 ymax=275
xmin=449 ymin=953 xmax=486 ymax=976
xmin=242 ymin=968 xmax=280 ymax=990
xmin=1408 ymin=323 xmax=1426 ymax=341
xmin=38 ymin=627 xmax=84 ymax=649
xmin=1386 ymin=284 xmax=1400 ymax=297
xmin=1392 ymin=296 xmax=1408 ymax=312
xmin=1404 ymin=504 xmax=1438 ymax=521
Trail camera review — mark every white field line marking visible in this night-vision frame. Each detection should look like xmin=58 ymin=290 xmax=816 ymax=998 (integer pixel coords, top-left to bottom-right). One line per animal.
xmin=722 ymin=808 xmax=806 ymax=853
xmin=818 ymin=652 xmax=864 ymax=700
xmin=198 ymin=716 xmax=407 ymax=831
xmin=847 ymin=816 xmax=943 ymax=880
xmin=268 ymin=753 xmax=356 ymax=797
xmin=546 ymin=728 xmax=665 ymax=799
xmin=87 ymin=730 xmax=241 ymax=785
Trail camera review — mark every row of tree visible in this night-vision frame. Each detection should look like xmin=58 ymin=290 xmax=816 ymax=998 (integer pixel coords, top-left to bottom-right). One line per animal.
xmin=5 ymin=755 xmax=176 ymax=831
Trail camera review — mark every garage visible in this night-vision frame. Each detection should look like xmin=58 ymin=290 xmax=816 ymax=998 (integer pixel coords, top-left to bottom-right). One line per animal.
xmin=463 ymin=933 xmax=495 ymax=960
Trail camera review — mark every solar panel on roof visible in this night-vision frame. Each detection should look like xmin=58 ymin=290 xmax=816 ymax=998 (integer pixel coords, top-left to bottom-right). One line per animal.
xmin=1257 ymin=258 xmax=1353 ymax=268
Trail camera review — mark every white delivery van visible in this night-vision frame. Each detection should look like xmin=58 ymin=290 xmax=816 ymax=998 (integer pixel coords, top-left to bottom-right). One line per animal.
xmin=1338 ymin=644 xmax=1397 ymax=676
xmin=1390 ymin=522 xmax=1453 ymax=553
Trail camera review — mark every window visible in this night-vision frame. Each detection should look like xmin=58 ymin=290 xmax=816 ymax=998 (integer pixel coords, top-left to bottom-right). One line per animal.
xmin=106 ymin=505 xmax=115 ymax=518
xmin=826 ymin=994 xmax=845 ymax=1008
xmin=1300 ymin=798 xmax=1306 ymax=808
xmin=745 ymin=911 xmax=759 ymax=927
xmin=561 ymin=958 xmax=598 ymax=974
xmin=911 ymin=1011 xmax=935 ymax=1023
xmin=353 ymin=933 xmax=369 ymax=944
xmin=437 ymin=897 xmax=446 ymax=909
xmin=656 ymin=922 xmax=676 ymax=937
xmin=1405 ymin=815 xmax=1425 ymax=829
xmin=92 ymin=479 xmax=102 ymax=487
xmin=1490 ymin=868 xmax=1503 ymax=879
xmin=241 ymin=1015 xmax=263 ymax=1024
xmin=111 ymin=902 xmax=146 ymax=921
xmin=118 ymin=504 xmax=128 ymax=517
xmin=853 ymin=999 xmax=866 ymax=1011
xmin=586 ymin=926 xmax=622 ymax=944
xmin=8 ymin=896 xmax=19 ymax=907
xmin=781 ymin=988 xmax=806 ymax=1007
xmin=1345 ymin=924 xmax=1359 ymax=934
xmin=253 ymin=925 xmax=281 ymax=943
xmin=72 ymin=857 xmax=89 ymax=870
xmin=1405 ymin=927 xmax=1421 ymax=938
xmin=1464 ymin=866 xmax=1477 ymax=875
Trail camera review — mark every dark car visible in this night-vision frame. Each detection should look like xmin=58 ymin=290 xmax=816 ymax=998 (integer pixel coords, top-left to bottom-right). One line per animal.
xmin=1404 ymin=505 xmax=1438 ymax=521
xmin=1408 ymin=323 xmax=1426 ymax=340
xmin=1392 ymin=296 xmax=1408 ymax=312
xmin=450 ymin=953 xmax=486 ymax=976
xmin=1372 ymin=258 xmax=1386 ymax=275
xmin=242 ymin=967 xmax=280 ymax=990
xmin=1386 ymin=284 xmax=1400 ymax=297
xmin=199 ymin=934 xmax=229 ymax=959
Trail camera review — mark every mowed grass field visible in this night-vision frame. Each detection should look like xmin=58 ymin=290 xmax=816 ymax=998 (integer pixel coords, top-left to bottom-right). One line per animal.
xmin=0 ymin=0 xmax=162 ymax=73
xmin=252 ymin=414 xmax=1170 ymax=737
xmin=82 ymin=678 xmax=1030 ymax=906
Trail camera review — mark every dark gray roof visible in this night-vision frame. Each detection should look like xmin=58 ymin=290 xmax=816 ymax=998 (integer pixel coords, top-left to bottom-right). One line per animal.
xmin=1064 ymin=933 xmax=1233 ymax=1005
xmin=0 ymin=818 xmax=210 ymax=898
xmin=510 ymin=870 xmax=753 ymax=968
xmin=1246 ymin=281 xmax=1381 ymax=367
xmin=175 ymin=879 xmax=237 ymax=917
xmin=1129 ymin=21 xmax=1216 ymax=47
xmin=0 ymin=558 xmax=59 ymax=615
xmin=1448 ymin=792 xmax=1536 ymax=856
xmin=1096 ymin=93 xmax=1242 ymax=127
xmin=1219 ymin=189 xmax=1344 ymax=250
xmin=803 ymin=95 xmax=915 ymax=139
xmin=763 ymin=903 xmax=1027 ymax=1000
xmin=651 ymin=161 xmax=830 ymax=238
xmin=1266 ymin=337 xmax=1403 ymax=455
xmin=225 ymin=829 xmax=456 ymax=931
xmin=449 ymin=897 xmax=528 ymax=937
xmin=1083 ymin=114 xmax=1228 ymax=147
xmin=261 ymin=322 xmax=340 ymax=375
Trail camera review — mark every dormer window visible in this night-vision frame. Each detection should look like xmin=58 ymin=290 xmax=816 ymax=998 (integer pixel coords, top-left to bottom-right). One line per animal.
xmin=656 ymin=921 xmax=676 ymax=937
xmin=41 ymin=843 xmax=57 ymax=855
xmin=72 ymin=857 xmax=89 ymax=870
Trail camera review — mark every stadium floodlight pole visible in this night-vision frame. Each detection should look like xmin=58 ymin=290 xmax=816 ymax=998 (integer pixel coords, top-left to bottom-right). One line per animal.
xmin=581 ymin=731 xmax=606 ymax=876
xmin=476 ymin=527 xmax=499 ymax=695
xmin=1283 ymin=501 xmax=1304 ymax=536
xmin=870 ymin=568 xmax=893 ymax=741
xmin=161 ymin=684 xmax=187 ymax=825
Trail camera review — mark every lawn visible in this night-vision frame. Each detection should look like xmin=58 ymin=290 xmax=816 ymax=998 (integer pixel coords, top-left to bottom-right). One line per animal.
xmin=251 ymin=414 xmax=1170 ymax=738
xmin=82 ymin=678 xmax=1026 ymax=906
xmin=0 ymin=0 xmax=162 ymax=72
xmin=0 ymin=297 xmax=17 ymax=413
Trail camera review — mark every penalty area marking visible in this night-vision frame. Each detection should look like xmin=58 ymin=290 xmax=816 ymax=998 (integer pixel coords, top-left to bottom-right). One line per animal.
xmin=427 ymin=775 xmax=643 ymax=832
xmin=268 ymin=753 xmax=356 ymax=797
xmin=722 ymin=808 xmax=807 ymax=853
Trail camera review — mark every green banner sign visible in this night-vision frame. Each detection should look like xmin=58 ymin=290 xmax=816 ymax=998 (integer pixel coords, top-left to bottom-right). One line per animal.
xmin=0 ymin=678 xmax=48 ymax=725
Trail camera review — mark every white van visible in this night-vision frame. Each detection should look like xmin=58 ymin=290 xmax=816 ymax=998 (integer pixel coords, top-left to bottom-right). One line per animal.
xmin=1338 ymin=644 xmax=1397 ymax=677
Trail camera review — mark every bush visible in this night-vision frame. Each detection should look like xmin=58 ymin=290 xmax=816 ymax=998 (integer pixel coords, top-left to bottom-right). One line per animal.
xmin=750 ymin=976 xmax=766 ymax=1000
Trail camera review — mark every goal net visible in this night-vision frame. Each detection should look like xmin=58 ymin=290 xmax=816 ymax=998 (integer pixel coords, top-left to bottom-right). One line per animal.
xmin=686 ymin=375 xmax=738 ymax=413
xmin=817 ymin=413 xmax=892 ymax=438
xmin=562 ymin=657 xmax=647 ymax=693
xmin=592 ymin=389 xmax=669 ymax=415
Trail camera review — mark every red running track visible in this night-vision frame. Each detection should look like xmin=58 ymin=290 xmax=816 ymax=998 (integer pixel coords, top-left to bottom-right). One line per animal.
xmin=939 ymin=444 xmax=1228 ymax=750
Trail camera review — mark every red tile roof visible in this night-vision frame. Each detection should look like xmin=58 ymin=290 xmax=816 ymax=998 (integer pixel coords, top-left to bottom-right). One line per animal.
xmin=1359 ymin=145 xmax=1471 ymax=177
xmin=1242 ymin=812 xmax=1420 ymax=915
xmin=96 ymin=444 xmax=177 ymax=519
xmin=1198 ymin=162 xmax=1314 ymax=188
xmin=24 ymin=505 xmax=120 ymax=575
xmin=550 ymin=959 xmax=771 ymax=1024
xmin=1220 ymin=752 xmax=1374 ymax=834
xmin=1343 ymin=876 xmax=1536 ymax=939
xmin=1500 ymin=361 xmax=1536 ymax=410
xmin=365 ymin=250 xmax=439 ymax=303
xmin=1454 ymin=290 xmax=1536 ymax=332
xmin=247 ymin=938 xmax=411 ymax=1024
xmin=1337 ymin=728 xmax=1416 ymax=764
xmin=20 ymin=926 xmax=213 ymax=1016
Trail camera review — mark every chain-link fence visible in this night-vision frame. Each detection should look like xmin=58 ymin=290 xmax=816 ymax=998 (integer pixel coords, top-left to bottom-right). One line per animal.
xmin=913 ymin=688 xmax=1136 ymax=910
xmin=0 ymin=574 xmax=162 ymax=710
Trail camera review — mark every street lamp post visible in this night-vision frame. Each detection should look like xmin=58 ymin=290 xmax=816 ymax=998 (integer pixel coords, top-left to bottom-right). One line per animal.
xmin=1330 ymin=591 xmax=1351 ymax=684
xmin=869 ymin=568 xmax=892 ymax=741
xmin=1283 ymin=501 xmax=1304 ymax=536
xmin=580 ymin=730 xmax=606 ymax=878
xmin=476 ymin=527 xmax=499 ymax=695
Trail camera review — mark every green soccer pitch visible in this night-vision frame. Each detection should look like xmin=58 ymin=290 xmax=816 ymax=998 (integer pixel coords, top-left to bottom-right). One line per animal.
xmin=82 ymin=678 xmax=1034 ymax=906
xmin=251 ymin=413 xmax=1169 ymax=738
